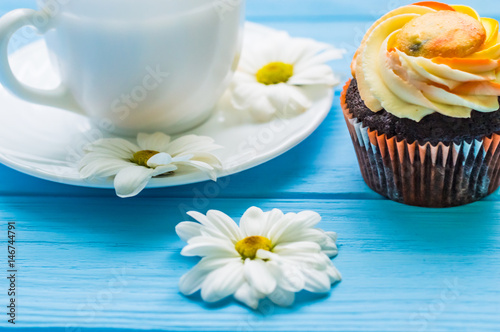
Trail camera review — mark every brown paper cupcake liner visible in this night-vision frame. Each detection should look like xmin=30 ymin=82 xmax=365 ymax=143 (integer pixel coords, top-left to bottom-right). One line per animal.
xmin=341 ymin=79 xmax=500 ymax=207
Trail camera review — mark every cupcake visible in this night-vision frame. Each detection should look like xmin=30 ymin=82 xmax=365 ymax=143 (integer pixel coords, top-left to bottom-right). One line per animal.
xmin=342 ymin=1 xmax=500 ymax=207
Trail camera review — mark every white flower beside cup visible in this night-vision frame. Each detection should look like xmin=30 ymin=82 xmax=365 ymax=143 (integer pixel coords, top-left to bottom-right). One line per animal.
xmin=79 ymin=132 xmax=222 ymax=198
xmin=176 ymin=207 xmax=341 ymax=309
xmin=230 ymin=31 xmax=344 ymax=122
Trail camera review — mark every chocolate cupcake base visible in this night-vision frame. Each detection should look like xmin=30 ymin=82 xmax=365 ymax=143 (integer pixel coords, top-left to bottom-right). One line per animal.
xmin=341 ymin=79 xmax=500 ymax=207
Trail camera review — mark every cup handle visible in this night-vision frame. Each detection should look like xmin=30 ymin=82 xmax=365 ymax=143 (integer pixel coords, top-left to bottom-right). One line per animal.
xmin=0 ymin=9 xmax=81 ymax=113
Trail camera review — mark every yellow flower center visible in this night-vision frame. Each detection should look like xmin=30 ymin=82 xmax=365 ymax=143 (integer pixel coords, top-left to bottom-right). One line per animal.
xmin=235 ymin=236 xmax=273 ymax=260
xmin=131 ymin=150 xmax=159 ymax=167
xmin=256 ymin=62 xmax=294 ymax=85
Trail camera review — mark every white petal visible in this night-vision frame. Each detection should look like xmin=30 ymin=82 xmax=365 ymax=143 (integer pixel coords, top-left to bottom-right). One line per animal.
xmin=173 ymin=160 xmax=219 ymax=181
xmin=288 ymin=65 xmax=338 ymax=86
xmin=326 ymin=264 xmax=342 ymax=283
xmin=113 ymin=165 xmax=155 ymax=198
xmin=186 ymin=152 xmax=222 ymax=168
xmin=268 ymin=210 xmax=321 ymax=244
xmin=199 ymin=226 xmax=234 ymax=241
xmin=323 ymin=249 xmax=339 ymax=258
xmin=294 ymin=210 xmax=322 ymax=228
xmin=266 ymin=31 xmax=294 ymax=61
xmin=326 ymin=231 xmax=338 ymax=243
xmin=267 ymin=287 xmax=295 ymax=307
xmin=181 ymin=236 xmax=239 ymax=258
xmin=239 ymin=37 xmax=277 ymax=71
xmin=172 ymin=154 xmax=194 ymax=163
xmin=147 ymin=152 xmax=173 ymax=168
xmin=85 ymin=138 xmax=139 ymax=158
xmin=231 ymin=82 xmax=279 ymax=122
xmin=166 ymin=135 xmax=218 ymax=156
xmin=275 ymin=252 xmax=330 ymax=270
xmin=280 ymin=37 xmax=325 ymax=64
xmin=231 ymin=81 xmax=262 ymax=107
xmin=266 ymin=208 xmax=285 ymax=222
xmin=185 ymin=211 xmax=241 ymax=242
xmin=179 ymin=257 xmax=235 ymax=295
xmin=238 ymin=44 xmax=270 ymax=74
xmin=176 ymin=221 xmax=203 ymax=242
xmin=302 ymin=269 xmax=332 ymax=293
xmin=151 ymin=164 xmax=178 ymax=177
xmin=261 ymin=208 xmax=285 ymax=238
xmin=201 ymin=260 xmax=245 ymax=303
xmin=231 ymin=73 xmax=255 ymax=88
xmin=294 ymin=48 xmax=345 ymax=72
xmin=273 ymin=241 xmax=322 ymax=255
xmin=264 ymin=256 xmax=305 ymax=292
xmin=234 ymin=282 xmax=265 ymax=309
xmin=255 ymin=249 xmax=274 ymax=260
xmin=266 ymin=246 xmax=329 ymax=271
xmin=79 ymin=157 xmax=131 ymax=179
xmin=308 ymin=47 xmax=344 ymax=64
xmin=240 ymin=207 xmax=267 ymax=237
xmin=244 ymin=259 xmax=277 ymax=295
xmin=186 ymin=211 xmax=216 ymax=227
xmin=206 ymin=210 xmax=243 ymax=243
xmin=267 ymin=84 xmax=312 ymax=118
xmin=237 ymin=54 xmax=261 ymax=74
xmin=321 ymin=232 xmax=339 ymax=258
xmin=137 ymin=132 xmax=171 ymax=151
xmin=248 ymin=96 xmax=279 ymax=122
xmin=277 ymin=228 xmax=325 ymax=245
xmin=266 ymin=212 xmax=298 ymax=244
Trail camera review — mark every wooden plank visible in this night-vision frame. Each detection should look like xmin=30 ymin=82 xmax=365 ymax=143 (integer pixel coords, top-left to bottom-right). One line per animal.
xmin=0 ymin=0 xmax=398 ymax=18
xmin=4 ymin=0 xmax=500 ymax=21
xmin=0 ymin=196 xmax=499 ymax=330
xmin=246 ymin=0 xmax=500 ymax=19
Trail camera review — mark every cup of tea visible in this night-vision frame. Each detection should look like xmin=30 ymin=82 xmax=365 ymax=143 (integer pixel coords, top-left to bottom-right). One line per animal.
xmin=0 ymin=0 xmax=245 ymax=135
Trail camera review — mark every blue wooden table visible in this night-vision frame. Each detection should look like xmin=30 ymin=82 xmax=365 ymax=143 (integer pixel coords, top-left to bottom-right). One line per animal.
xmin=1 ymin=1 xmax=500 ymax=331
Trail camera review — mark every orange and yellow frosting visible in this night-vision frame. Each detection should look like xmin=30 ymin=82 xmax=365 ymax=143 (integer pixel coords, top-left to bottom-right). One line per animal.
xmin=352 ymin=2 xmax=500 ymax=121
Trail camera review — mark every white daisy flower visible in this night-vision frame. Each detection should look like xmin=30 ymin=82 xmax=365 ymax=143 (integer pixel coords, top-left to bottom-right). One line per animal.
xmin=79 ymin=132 xmax=222 ymax=198
xmin=230 ymin=31 xmax=344 ymax=122
xmin=176 ymin=207 xmax=341 ymax=309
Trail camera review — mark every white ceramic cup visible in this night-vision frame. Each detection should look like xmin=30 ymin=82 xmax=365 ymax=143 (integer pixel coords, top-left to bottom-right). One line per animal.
xmin=0 ymin=0 xmax=245 ymax=135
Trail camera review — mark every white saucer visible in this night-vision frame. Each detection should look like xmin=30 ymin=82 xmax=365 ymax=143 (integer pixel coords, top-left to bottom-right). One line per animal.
xmin=0 ymin=23 xmax=334 ymax=189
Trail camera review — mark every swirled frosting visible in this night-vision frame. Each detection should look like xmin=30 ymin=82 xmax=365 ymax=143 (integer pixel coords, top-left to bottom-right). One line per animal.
xmin=352 ymin=2 xmax=500 ymax=121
